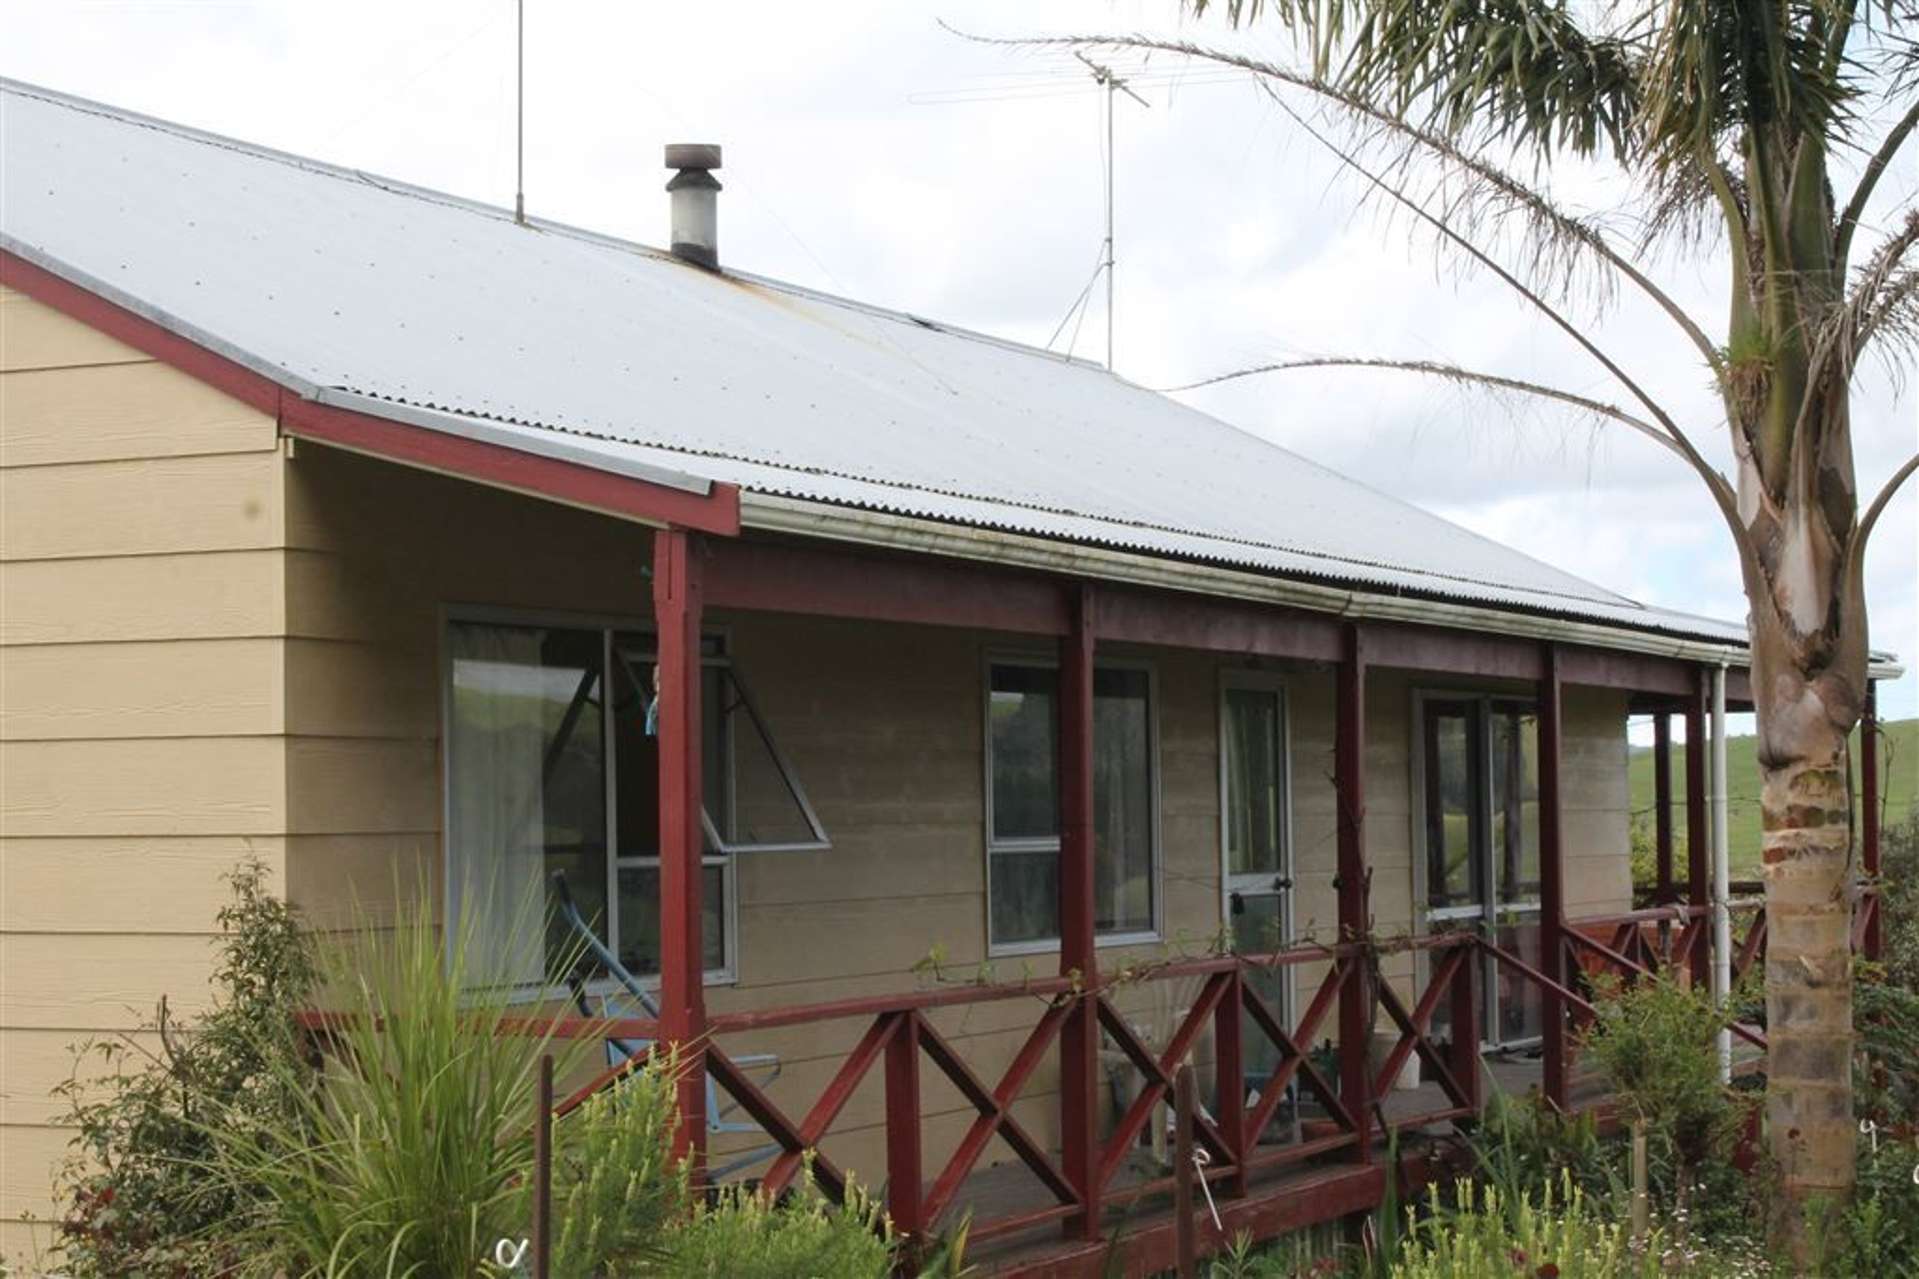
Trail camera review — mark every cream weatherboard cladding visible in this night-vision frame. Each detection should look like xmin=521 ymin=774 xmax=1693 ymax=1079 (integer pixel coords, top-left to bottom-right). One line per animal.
xmin=0 ymin=286 xmax=286 ymax=1259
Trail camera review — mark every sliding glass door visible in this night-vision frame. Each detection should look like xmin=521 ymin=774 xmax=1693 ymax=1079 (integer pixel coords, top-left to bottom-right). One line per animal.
xmin=1422 ymin=696 xmax=1542 ymax=1049
xmin=1221 ymin=675 xmax=1292 ymax=1076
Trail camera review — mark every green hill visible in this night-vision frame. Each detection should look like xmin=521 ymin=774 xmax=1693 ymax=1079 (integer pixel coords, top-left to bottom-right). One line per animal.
xmin=1627 ymin=717 xmax=1917 ymax=880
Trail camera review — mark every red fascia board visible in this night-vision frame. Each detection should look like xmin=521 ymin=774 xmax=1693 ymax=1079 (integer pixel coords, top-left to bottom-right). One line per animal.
xmin=1 ymin=248 xmax=739 ymax=536
xmin=280 ymin=397 xmax=739 ymax=536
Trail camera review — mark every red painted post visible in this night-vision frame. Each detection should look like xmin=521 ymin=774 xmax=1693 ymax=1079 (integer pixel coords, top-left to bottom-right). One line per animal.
xmin=1862 ymin=681 xmax=1882 ymax=960
xmin=1214 ymin=969 xmax=1247 ymax=1198
xmin=1537 ymin=643 xmax=1568 ymax=1110
xmin=1653 ymin=713 xmax=1674 ymax=904
xmin=1334 ymin=623 xmax=1373 ymax=1160
xmin=533 ymin=1053 xmax=552 ymax=1279
xmin=654 ymin=527 xmax=709 ymax=1172
xmin=885 ymin=1011 xmax=924 ymax=1256
xmin=1058 ymin=582 xmax=1101 ymax=1240
xmin=1448 ymin=942 xmax=1479 ymax=1115
xmin=1685 ymin=671 xmax=1711 ymax=988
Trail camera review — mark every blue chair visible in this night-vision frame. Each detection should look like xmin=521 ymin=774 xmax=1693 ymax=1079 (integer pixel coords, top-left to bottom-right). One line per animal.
xmin=551 ymin=872 xmax=782 ymax=1180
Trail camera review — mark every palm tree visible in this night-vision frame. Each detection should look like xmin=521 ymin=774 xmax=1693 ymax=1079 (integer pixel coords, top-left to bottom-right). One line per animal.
xmin=1027 ymin=0 xmax=1917 ymax=1249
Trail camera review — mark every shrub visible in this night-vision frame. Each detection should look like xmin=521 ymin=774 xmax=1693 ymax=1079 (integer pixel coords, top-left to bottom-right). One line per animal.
xmin=541 ymin=1052 xmax=689 ymax=1278
xmin=203 ymin=892 xmax=594 ymax=1277
xmin=1806 ymin=1134 xmax=1919 ymax=1276
xmin=1579 ymin=975 xmax=1747 ymax=1190
xmin=1395 ymin=1175 xmax=1661 ymax=1279
xmin=1877 ymin=812 xmax=1918 ymax=991
xmin=53 ymin=861 xmax=316 ymax=1277
xmin=661 ymin=1172 xmax=895 ymax=1279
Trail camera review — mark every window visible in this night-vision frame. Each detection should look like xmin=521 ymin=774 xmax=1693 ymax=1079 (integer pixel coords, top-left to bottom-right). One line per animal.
xmin=445 ymin=618 xmax=826 ymax=989
xmin=986 ymin=660 xmax=1157 ymax=949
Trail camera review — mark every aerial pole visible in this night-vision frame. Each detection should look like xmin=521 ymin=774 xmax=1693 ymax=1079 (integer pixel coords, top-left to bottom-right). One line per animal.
xmin=514 ymin=0 xmax=526 ymax=225
xmin=1073 ymin=52 xmax=1146 ymax=371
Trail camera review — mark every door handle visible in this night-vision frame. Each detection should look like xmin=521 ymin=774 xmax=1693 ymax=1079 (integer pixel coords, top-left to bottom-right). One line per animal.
xmin=1230 ymin=891 xmax=1245 ymax=916
xmin=1274 ymin=876 xmax=1294 ymax=891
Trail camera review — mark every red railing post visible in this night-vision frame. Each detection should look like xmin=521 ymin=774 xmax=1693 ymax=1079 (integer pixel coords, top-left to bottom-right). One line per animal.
xmin=1449 ymin=940 xmax=1479 ymax=1115
xmin=654 ymin=526 xmax=708 ymax=1171
xmin=1335 ymin=622 xmax=1373 ymax=1160
xmin=1653 ymin=712 xmax=1674 ymax=904
xmin=1862 ymin=681 xmax=1882 ymax=961
xmin=886 ymin=1011 xmax=924 ymax=1255
xmin=1685 ymin=671 xmax=1711 ymax=988
xmin=1058 ymin=582 xmax=1101 ymax=1240
xmin=1538 ymin=643 xmax=1568 ymax=1110
xmin=1214 ymin=968 xmax=1247 ymax=1198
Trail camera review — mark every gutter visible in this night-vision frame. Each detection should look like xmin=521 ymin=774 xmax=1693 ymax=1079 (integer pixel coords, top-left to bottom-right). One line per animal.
xmin=743 ymin=492 xmax=1907 ymax=681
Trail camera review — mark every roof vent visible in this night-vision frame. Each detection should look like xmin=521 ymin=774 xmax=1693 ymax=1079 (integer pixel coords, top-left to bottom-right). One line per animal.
xmin=664 ymin=144 xmax=722 ymax=269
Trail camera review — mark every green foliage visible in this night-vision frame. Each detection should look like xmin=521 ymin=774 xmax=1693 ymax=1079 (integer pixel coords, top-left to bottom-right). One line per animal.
xmin=1855 ymin=961 xmax=1919 ymax=1129
xmin=661 ymin=1173 xmax=894 ymax=1279
xmin=1806 ymin=1134 xmax=1919 ymax=1276
xmin=1879 ymin=811 xmax=1919 ymax=991
xmin=1395 ymin=1175 xmax=1661 ymax=1279
xmin=52 ymin=860 xmax=317 ymax=1277
xmin=1580 ymin=976 xmax=1747 ymax=1181
xmin=202 ymin=891 xmax=593 ymax=1277
xmin=1466 ymin=1090 xmax=1620 ymax=1215
xmin=542 ymin=1053 xmax=689 ymax=1279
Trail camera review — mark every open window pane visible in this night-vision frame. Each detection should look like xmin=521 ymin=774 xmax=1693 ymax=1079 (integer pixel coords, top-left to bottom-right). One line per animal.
xmin=990 ymin=665 xmax=1058 ymax=842
xmin=1093 ymin=667 xmax=1153 ymax=933
xmin=447 ymin=622 xmax=605 ymax=986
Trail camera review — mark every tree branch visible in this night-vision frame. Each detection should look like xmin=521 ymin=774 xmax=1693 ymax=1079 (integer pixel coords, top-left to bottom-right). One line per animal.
xmin=1161 ymin=356 xmax=1688 ymax=459
xmin=1836 ymin=97 xmax=1919 ymax=271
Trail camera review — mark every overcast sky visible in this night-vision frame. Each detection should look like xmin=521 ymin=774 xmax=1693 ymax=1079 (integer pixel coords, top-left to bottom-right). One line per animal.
xmin=5 ymin=0 xmax=1915 ymax=733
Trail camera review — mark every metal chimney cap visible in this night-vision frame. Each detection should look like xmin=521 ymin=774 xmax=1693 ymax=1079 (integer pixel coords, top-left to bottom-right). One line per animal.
xmin=664 ymin=143 xmax=722 ymax=171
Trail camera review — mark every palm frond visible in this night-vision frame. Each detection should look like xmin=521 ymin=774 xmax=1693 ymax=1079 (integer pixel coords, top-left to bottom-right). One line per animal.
xmin=1194 ymin=0 xmax=1646 ymax=159
xmin=1161 ymin=355 xmax=1688 ymax=458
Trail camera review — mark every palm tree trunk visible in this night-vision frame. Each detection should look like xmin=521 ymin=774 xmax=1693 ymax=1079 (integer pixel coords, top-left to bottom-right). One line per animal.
xmin=1751 ymin=620 xmax=1860 ymax=1257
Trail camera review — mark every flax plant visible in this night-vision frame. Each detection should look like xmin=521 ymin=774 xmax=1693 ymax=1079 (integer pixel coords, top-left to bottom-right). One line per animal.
xmin=204 ymin=889 xmax=592 ymax=1278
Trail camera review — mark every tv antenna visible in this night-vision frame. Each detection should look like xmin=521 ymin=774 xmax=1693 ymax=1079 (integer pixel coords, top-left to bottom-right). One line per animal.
xmin=514 ymin=0 xmax=526 ymax=224
xmin=1074 ymin=51 xmax=1148 ymax=371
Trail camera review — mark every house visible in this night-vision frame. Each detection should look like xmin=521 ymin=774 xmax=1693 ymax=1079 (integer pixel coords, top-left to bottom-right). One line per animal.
xmin=0 ymin=79 xmax=1896 ymax=1272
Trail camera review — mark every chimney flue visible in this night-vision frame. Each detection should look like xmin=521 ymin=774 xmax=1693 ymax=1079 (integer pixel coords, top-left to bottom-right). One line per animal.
xmin=664 ymin=144 xmax=722 ymax=269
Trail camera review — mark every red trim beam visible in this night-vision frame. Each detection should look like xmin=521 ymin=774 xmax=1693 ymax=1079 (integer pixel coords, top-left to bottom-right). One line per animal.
xmin=1 ymin=249 xmax=740 ymax=536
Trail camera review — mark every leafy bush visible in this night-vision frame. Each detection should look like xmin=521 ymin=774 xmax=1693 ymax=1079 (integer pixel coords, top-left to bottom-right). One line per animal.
xmin=662 ymin=1173 xmax=894 ymax=1278
xmin=1579 ymin=975 xmax=1748 ymax=1188
xmin=1395 ymin=1175 xmax=1661 ymax=1279
xmin=1877 ymin=811 xmax=1919 ymax=991
xmin=204 ymin=892 xmax=594 ymax=1277
xmin=542 ymin=1052 xmax=689 ymax=1278
xmin=53 ymin=861 xmax=316 ymax=1277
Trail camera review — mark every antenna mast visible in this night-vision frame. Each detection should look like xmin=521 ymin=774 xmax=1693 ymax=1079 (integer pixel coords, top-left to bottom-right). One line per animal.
xmin=514 ymin=0 xmax=526 ymax=224
xmin=1074 ymin=52 xmax=1147 ymax=371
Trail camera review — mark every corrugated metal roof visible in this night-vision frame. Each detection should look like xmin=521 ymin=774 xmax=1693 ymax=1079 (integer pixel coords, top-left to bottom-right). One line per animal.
xmin=0 ymin=79 xmax=1747 ymax=645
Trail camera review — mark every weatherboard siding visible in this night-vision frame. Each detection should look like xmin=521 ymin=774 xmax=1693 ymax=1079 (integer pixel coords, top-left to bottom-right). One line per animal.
xmin=0 ymin=286 xmax=288 ymax=1261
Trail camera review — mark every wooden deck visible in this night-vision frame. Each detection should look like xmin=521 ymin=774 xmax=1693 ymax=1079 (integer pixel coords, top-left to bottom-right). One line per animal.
xmin=955 ymin=1047 xmax=1758 ymax=1276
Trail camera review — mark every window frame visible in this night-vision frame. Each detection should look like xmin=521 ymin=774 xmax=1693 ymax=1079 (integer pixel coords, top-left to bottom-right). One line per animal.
xmin=981 ymin=649 xmax=1164 ymax=957
xmin=440 ymin=603 xmax=739 ymax=998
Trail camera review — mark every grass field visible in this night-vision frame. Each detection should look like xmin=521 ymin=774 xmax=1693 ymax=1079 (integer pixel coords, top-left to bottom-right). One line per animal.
xmin=1627 ymin=716 xmax=1917 ymax=879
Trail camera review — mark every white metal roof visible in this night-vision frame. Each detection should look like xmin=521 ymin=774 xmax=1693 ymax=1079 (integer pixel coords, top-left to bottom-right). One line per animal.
xmin=0 ymin=79 xmax=1748 ymax=645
